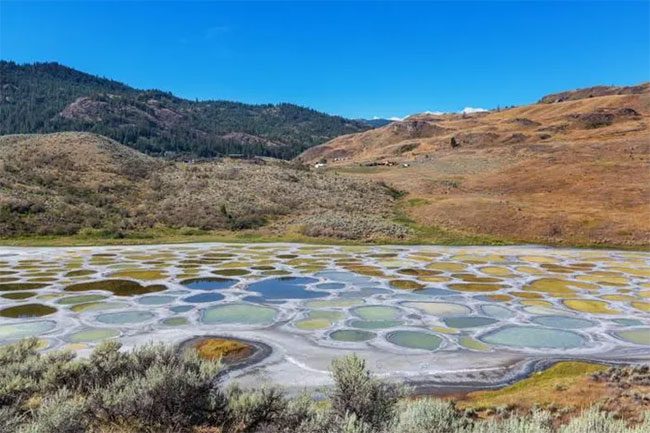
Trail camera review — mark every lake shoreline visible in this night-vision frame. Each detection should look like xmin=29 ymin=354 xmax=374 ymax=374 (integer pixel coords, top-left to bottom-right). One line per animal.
xmin=1 ymin=234 xmax=648 ymax=251
xmin=186 ymin=333 xmax=648 ymax=397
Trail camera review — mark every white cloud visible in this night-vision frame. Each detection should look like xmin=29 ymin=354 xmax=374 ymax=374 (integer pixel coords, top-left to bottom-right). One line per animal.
xmin=460 ymin=107 xmax=488 ymax=114
xmin=382 ymin=107 xmax=487 ymax=121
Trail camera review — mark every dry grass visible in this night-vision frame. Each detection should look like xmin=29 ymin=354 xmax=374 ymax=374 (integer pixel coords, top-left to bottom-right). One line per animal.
xmin=457 ymin=362 xmax=608 ymax=412
xmin=300 ymin=88 xmax=650 ymax=247
xmin=456 ymin=362 xmax=650 ymax=424
xmin=0 ymin=132 xmax=402 ymax=241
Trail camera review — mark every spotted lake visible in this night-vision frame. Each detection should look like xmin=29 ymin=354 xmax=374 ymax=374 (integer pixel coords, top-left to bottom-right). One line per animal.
xmin=1 ymin=243 xmax=648 ymax=389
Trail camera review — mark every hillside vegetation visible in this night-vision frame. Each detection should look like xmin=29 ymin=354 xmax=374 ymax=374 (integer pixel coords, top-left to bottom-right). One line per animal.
xmin=299 ymin=84 xmax=650 ymax=247
xmin=0 ymin=61 xmax=370 ymax=159
xmin=0 ymin=132 xmax=405 ymax=240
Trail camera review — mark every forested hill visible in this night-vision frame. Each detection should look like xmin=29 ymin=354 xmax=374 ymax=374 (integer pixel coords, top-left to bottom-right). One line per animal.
xmin=0 ymin=61 xmax=370 ymax=158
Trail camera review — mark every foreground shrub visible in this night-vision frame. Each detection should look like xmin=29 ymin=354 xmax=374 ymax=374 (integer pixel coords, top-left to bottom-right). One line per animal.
xmin=223 ymin=384 xmax=286 ymax=432
xmin=0 ymin=339 xmax=223 ymax=433
xmin=465 ymin=410 xmax=552 ymax=433
xmin=330 ymin=354 xmax=402 ymax=430
xmin=19 ymin=389 xmax=89 ymax=433
xmin=558 ymin=408 xmax=648 ymax=433
xmin=391 ymin=398 xmax=467 ymax=433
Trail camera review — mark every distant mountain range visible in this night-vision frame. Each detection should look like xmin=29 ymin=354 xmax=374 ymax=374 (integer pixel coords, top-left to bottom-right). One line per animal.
xmin=0 ymin=61 xmax=371 ymax=158
xmin=357 ymin=118 xmax=393 ymax=128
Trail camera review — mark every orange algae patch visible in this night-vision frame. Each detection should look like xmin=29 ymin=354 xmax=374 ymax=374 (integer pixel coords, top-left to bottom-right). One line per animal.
xmin=389 ymin=279 xmax=425 ymax=290
xmin=521 ymin=300 xmax=553 ymax=308
xmin=452 ymin=274 xmax=502 ymax=283
xmin=479 ymin=267 xmax=514 ymax=277
xmin=575 ymin=273 xmax=628 ymax=286
xmin=524 ymin=278 xmax=597 ymax=296
xmin=518 ymin=255 xmax=559 ymax=264
xmin=511 ymin=291 xmax=543 ymax=299
xmin=65 ymin=280 xmax=166 ymax=296
xmin=631 ymin=301 xmax=650 ymax=312
xmin=345 ymin=265 xmax=386 ymax=277
xmin=398 ymin=268 xmax=442 ymax=277
xmin=417 ymin=276 xmax=450 ymax=283
xmin=515 ymin=266 xmax=545 ymax=275
xmin=563 ymin=299 xmax=620 ymax=314
xmin=194 ymin=338 xmax=253 ymax=362
xmin=109 ymin=269 xmax=167 ymax=280
xmin=453 ymin=254 xmax=507 ymax=264
xmin=448 ymin=283 xmax=503 ymax=292
xmin=600 ymin=294 xmax=636 ymax=302
xmin=540 ymin=264 xmax=578 ymax=274
xmin=426 ymin=262 xmax=466 ymax=272
xmin=485 ymin=294 xmax=512 ymax=302
xmin=606 ymin=267 xmax=650 ymax=278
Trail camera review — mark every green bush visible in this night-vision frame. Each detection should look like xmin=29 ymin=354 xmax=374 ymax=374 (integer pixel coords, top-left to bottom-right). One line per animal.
xmin=391 ymin=398 xmax=467 ymax=433
xmin=18 ymin=389 xmax=89 ymax=433
xmin=223 ymin=384 xmax=286 ymax=432
xmin=330 ymin=354 xmax=402 ymax=430
xmin=558 ymin=408 xmax=645 ymax=433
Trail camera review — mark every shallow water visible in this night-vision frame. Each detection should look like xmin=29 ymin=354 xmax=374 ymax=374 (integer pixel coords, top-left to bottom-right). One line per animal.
xmin=0 ymin=243 xmax=648 ymax=362
xmin=530 ymin=315 xmax=596 ymax=329
xmin=247 ymin=276 xmax=328 ymax=300
xmin=443 ymin=316 xmax=498 ymax=329
xmin=480 ymin=326 xmax=585 ymax=349
xmin=96 ymin=311 xmax=155 ymax=324
xmin=181 ymin=277 xmax=238 ymax=291
xmin=386 ymin=330 xmax=443 ymax=350
xmin=330 ymin=329 xmax=375 ymax=342
xmin=201 ymin=303 xmax=277 ymax=325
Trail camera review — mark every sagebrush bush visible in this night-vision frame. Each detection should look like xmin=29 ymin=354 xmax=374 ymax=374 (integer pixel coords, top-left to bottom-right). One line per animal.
xmin=0 ymin=339 xmax=224 ymax=433
xmin=391 ymin=398 xmax=467 ymax=433
xmin=223 ymin=384 xmax=286 ymax=432
xmin=18 ymin=389 xmax=89 ymax=433
xmin=330 ymin=354 xmax=402 ymax=430
xmin=300 ymin=211 xmax=410 ymax=240
xmin=557 ymin=408 xmax=647 ymax=433
xmin=465 ymin=410 xmax=552 ymax=433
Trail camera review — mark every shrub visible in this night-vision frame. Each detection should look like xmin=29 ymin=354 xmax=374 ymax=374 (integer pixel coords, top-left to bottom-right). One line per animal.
xmin=89 ymin=344 xmax=225 ymax=431
xmin=330 ymin=354 xmax=402 ymax=430
xmin=558 ymin=408 xmax=635 ymax=433
xmin=18 ymin=389 xmax=89 ymax=433
xmin=224 ymin=384 xmax=287 ymax=432
xmin=391 ymin=398 xmax=466 ymax=433
xmin=466 ymin=410 xmax=552 ymax=433
xmin=300 ymin=212 xmax=410 ymax=240
xmin=0 ymin=340 xmax=224 ymax=433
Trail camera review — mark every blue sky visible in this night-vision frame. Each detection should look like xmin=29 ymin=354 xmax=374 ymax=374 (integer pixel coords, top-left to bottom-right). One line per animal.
xmin=1 ymin=1 xmax=649 ymax=119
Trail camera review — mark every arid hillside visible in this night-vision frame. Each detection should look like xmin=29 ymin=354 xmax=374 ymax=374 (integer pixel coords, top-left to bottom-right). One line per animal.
xmin=0 ymin=132 xmax=405 ymax=240
xmin=299 ymin=84 xmax=650 ymax=247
